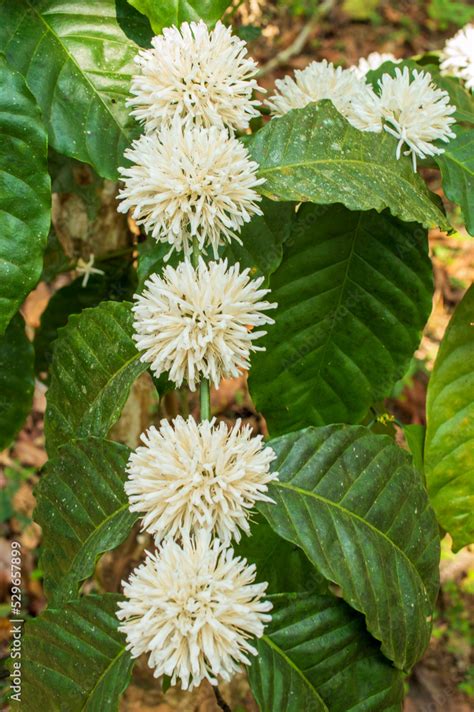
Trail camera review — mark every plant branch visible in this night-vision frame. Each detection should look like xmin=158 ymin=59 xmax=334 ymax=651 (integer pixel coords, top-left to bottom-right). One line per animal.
xmin=212 ymin=685 xmax=232 ymax=712
xmin=257 ymin=0 xmax=336 ymax=77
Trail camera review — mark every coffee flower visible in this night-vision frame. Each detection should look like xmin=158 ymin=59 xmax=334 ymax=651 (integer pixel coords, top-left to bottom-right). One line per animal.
xmin=126 ymin=416 xmax=277 ymax=544
xmin=266 ymin=59 xmax=383 ymax=132
xmin=128 ymin=20 xmax=261 ymax=131
xmin=352 ymin=51 xmax=400 ymax=78
xmin=377 ymin=67 xmax=456 ymax=170
xmin=117 ymin=532 xmax=272 ymax=690
xmin=132 ymin=258 xmax=276 ymax=390
xmin=440 ymin=24 xmax=474 ymax=91
xmin=117 ymin=121 xmax=264 ymax=257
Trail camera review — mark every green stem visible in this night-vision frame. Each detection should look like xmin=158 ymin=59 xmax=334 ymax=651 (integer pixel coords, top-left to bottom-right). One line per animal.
xmin=200 ymin=378 xmax=211 ymax=421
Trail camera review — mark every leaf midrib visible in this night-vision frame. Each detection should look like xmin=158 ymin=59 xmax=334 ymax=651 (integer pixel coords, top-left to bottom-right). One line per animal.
xmin=273 ymin=480 xmax=429 ymax=599
xmin=260 ymin=634 xmax=329 ymax=711
xmin=80 ymin=645 xmax=128 ymax=711
xmin=24 ymin=0 xmax=131 ymax=145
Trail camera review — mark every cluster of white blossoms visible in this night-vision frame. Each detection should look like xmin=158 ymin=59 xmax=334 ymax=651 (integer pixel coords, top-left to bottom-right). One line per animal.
xmin=267 ymin=58 xmax=456 ymax=170
xmin=441 ymin=24 xmax=474 ymax=91
xmin=117 ymin=20 xmax=277 ymax=693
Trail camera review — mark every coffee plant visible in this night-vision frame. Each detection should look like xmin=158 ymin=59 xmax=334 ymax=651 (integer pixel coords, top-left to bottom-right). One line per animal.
xmin=2 ymin=1 xmax=473 ymax=710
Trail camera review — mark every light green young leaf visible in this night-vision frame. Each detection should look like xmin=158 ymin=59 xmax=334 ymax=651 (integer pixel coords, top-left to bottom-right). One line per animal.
xmin=127 ymin=0 xmax=232 ymax=33
xmin=260 ymin=424 xmax=440 ymax=671
xmin=247 ymin=101 xmax=448 ymax=231
xmin=249 ymin=204 xmax=433 ymax=435
xmin=0 ymin=54 xmax=50 ymax=333
xmin=425 ymin=285 xmax=474 ymax=550
xmin=35 ymin=437 xmax=137 ymax=606
xmin=16 ymin=594 xmax=133 ymax=711
xmin=0 ymin=0 xmax=152 ymax=179
xmin=44 ymin=301 xmax=148 ymax=455
xmin=0 ymin=315 xmax=34 ymax=450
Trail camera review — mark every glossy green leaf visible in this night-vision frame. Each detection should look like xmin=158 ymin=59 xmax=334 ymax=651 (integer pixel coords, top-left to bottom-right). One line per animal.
xmin=260 ymin=424 xmax=440 ymax=670
xmin=0 ymin=0 xmax=152 ymax=179
xmin=44 ymin=301 xmax=148 ymax=455
xmin=127 ymin=0 xmax=232 ymax=33
xmin=35 ymin=260 xmax=136 ymax=377
xmin=249 ymin=204 xmax=433 ymax=436
xmin=247 ymin=101 xmax=447 ymax=230
xmin=425 ymin=285 xmax=474 ymax=550
xmin=436 ymin=127 xmax=474 ymax=236
xmin=0 ymin=54 xmax=50 ymax=333
xmin=0 ymin=315 xmax=34 ymax=450
xmin=18 ymin=594 xmax=132 ymax=711
xmin=35 ymin=437 xmax=136 ymax=606
xmin=249 ymin=591 xmax=404 ymax=712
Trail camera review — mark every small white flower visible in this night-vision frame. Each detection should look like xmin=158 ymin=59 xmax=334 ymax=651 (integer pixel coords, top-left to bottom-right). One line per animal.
xmin=266 ymin=59 xmax=383 ymax=132
xmin=126 ymin=416 xmax=278 ymax=545
xmin=132 ymin=258 xmax=276 ymax=390
xmin=377 ymin=67 xmax=456 ymax=170
xmin=75 ymin=254 xmax=104 ymax=287
xmin=440 ymin=24 xmax=474 ymax=91
xmin=352 ymin=52 xmax=400 ymax=78
xmin=117 ymin=531 xmax=272 ymax=690
xmin=128 ymin=20 xmax=262 ymax=132
xmin=117 ymin=121 xmax=264 ymax=257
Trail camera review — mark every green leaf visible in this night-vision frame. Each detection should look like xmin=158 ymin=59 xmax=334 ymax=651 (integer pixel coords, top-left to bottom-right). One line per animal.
xmin=35 ymin=260 xmax=136 ymax=377
xmin=425 ymin=285 xmax=474 ymax=550
xmin=249 ymin=591 xmax=404 ymax=712
xmin=0 ymin=0 xmax=152 ymax=179
xmin=0 ymin=315 xmax=34 ymax=450
xmin=17 ymin=594 xmax=133 ymax=711
xmin=402 ymin=423 xmax=425 ymax=475
xmin=35 ymin=437 xmax=136 ymax=606
xmin=0 ymin=54 xmax=50 ymax=333
xmin=44 ymin=301 xmax=148 ymax=455
xmin=249 ymin=204 xmax=433 ymax=435
xmin=260 ymin=424 xmax=440 ymax=670
xmin=436 ymin=127 xmax=474 ymax=236
xmin=127 ymin=0 xmax=232 ymax=33
xmin=247 ymin=101 xmax=447 ymax=231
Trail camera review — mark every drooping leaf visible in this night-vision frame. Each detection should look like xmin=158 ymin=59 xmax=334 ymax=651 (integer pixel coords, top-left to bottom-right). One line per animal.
xmin=35 ymin=259 xmax=136 ymax=377
xmin=44 ymin=301 xmax=148 ymax=455
xmin=127 ymin=0 xmax=232 ymax=34
xmin=0 ymin=315 xmax=34 ymax=450
xmin=249 ymin=204 xmax=433 ymax=435
xmin=425 ymin=285 xmax=474 ymax=550
xmin=0 ymin=0 xmax=152 ymax=179
xmin=18 ymin=594 xmax=133 ymax=711
xmin=249 ymin=591 xmax=404 ymax=712
xmin=35 ymin=437 xmax=136 ymax=606
xmin=259 ymin=424 xmax=440 ymax=670
xmin=436 ymin=127 xmax=474 ymax=236
xmin=247 ymin=101 xmax=447 ymax=230
xmin=0 ymin=54 xmax=50 ymax=333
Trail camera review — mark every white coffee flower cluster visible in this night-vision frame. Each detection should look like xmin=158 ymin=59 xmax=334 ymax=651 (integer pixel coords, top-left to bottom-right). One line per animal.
xmin=117 ymin=20 xmax=276 ymax=693
xmin=441 ymin=24 xmax=474 ymax=91
xmin=118 ymin=20 xmax=264 ymax=258
xmin=267 ymin=58 xmax=456 ymax=170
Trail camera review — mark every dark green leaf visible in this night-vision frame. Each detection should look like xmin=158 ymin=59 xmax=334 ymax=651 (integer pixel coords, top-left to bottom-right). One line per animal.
xmin=260 ymin=424 xmax=440 ymax=670
xmin=402 ymin=423 xmax=425 ymax=475
xmin=41 ymin=230 xmax=72 ymax=282
xmin=48 ymin=149 xmax=104 ymax=220
xmin=0 ymin=315 xmax=34 ymax=450
xmin=249 ymin=591 xmax=404 ymax=712
xmin=425 ymin=285 xmax=474 ymax=551
xmin=127 ymin=0 xmax=232 ymax=33
xmin=136 ymin=240 xmax=180 ymax=293
xmin=35 ymin=260 xmax=136 ymax=377
xmin=0 ymin=0 xmax=152 ymax=179
xmin=249 ymin=204 xmax=433 ymax=435
xmin=436 ymin=127 xmax=474 ymax=236
xmin=18 ymin=594 xmax=133 ymax=711
xmin=44 ymin=301 xmax=148 ymax=455
xmin=0 ymin=54 xmax=50 ymax=333
xmin=35 ymin=438 xmax=136 ymax=606
xmin=247 ymin=102 xmax=447 ymax=230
